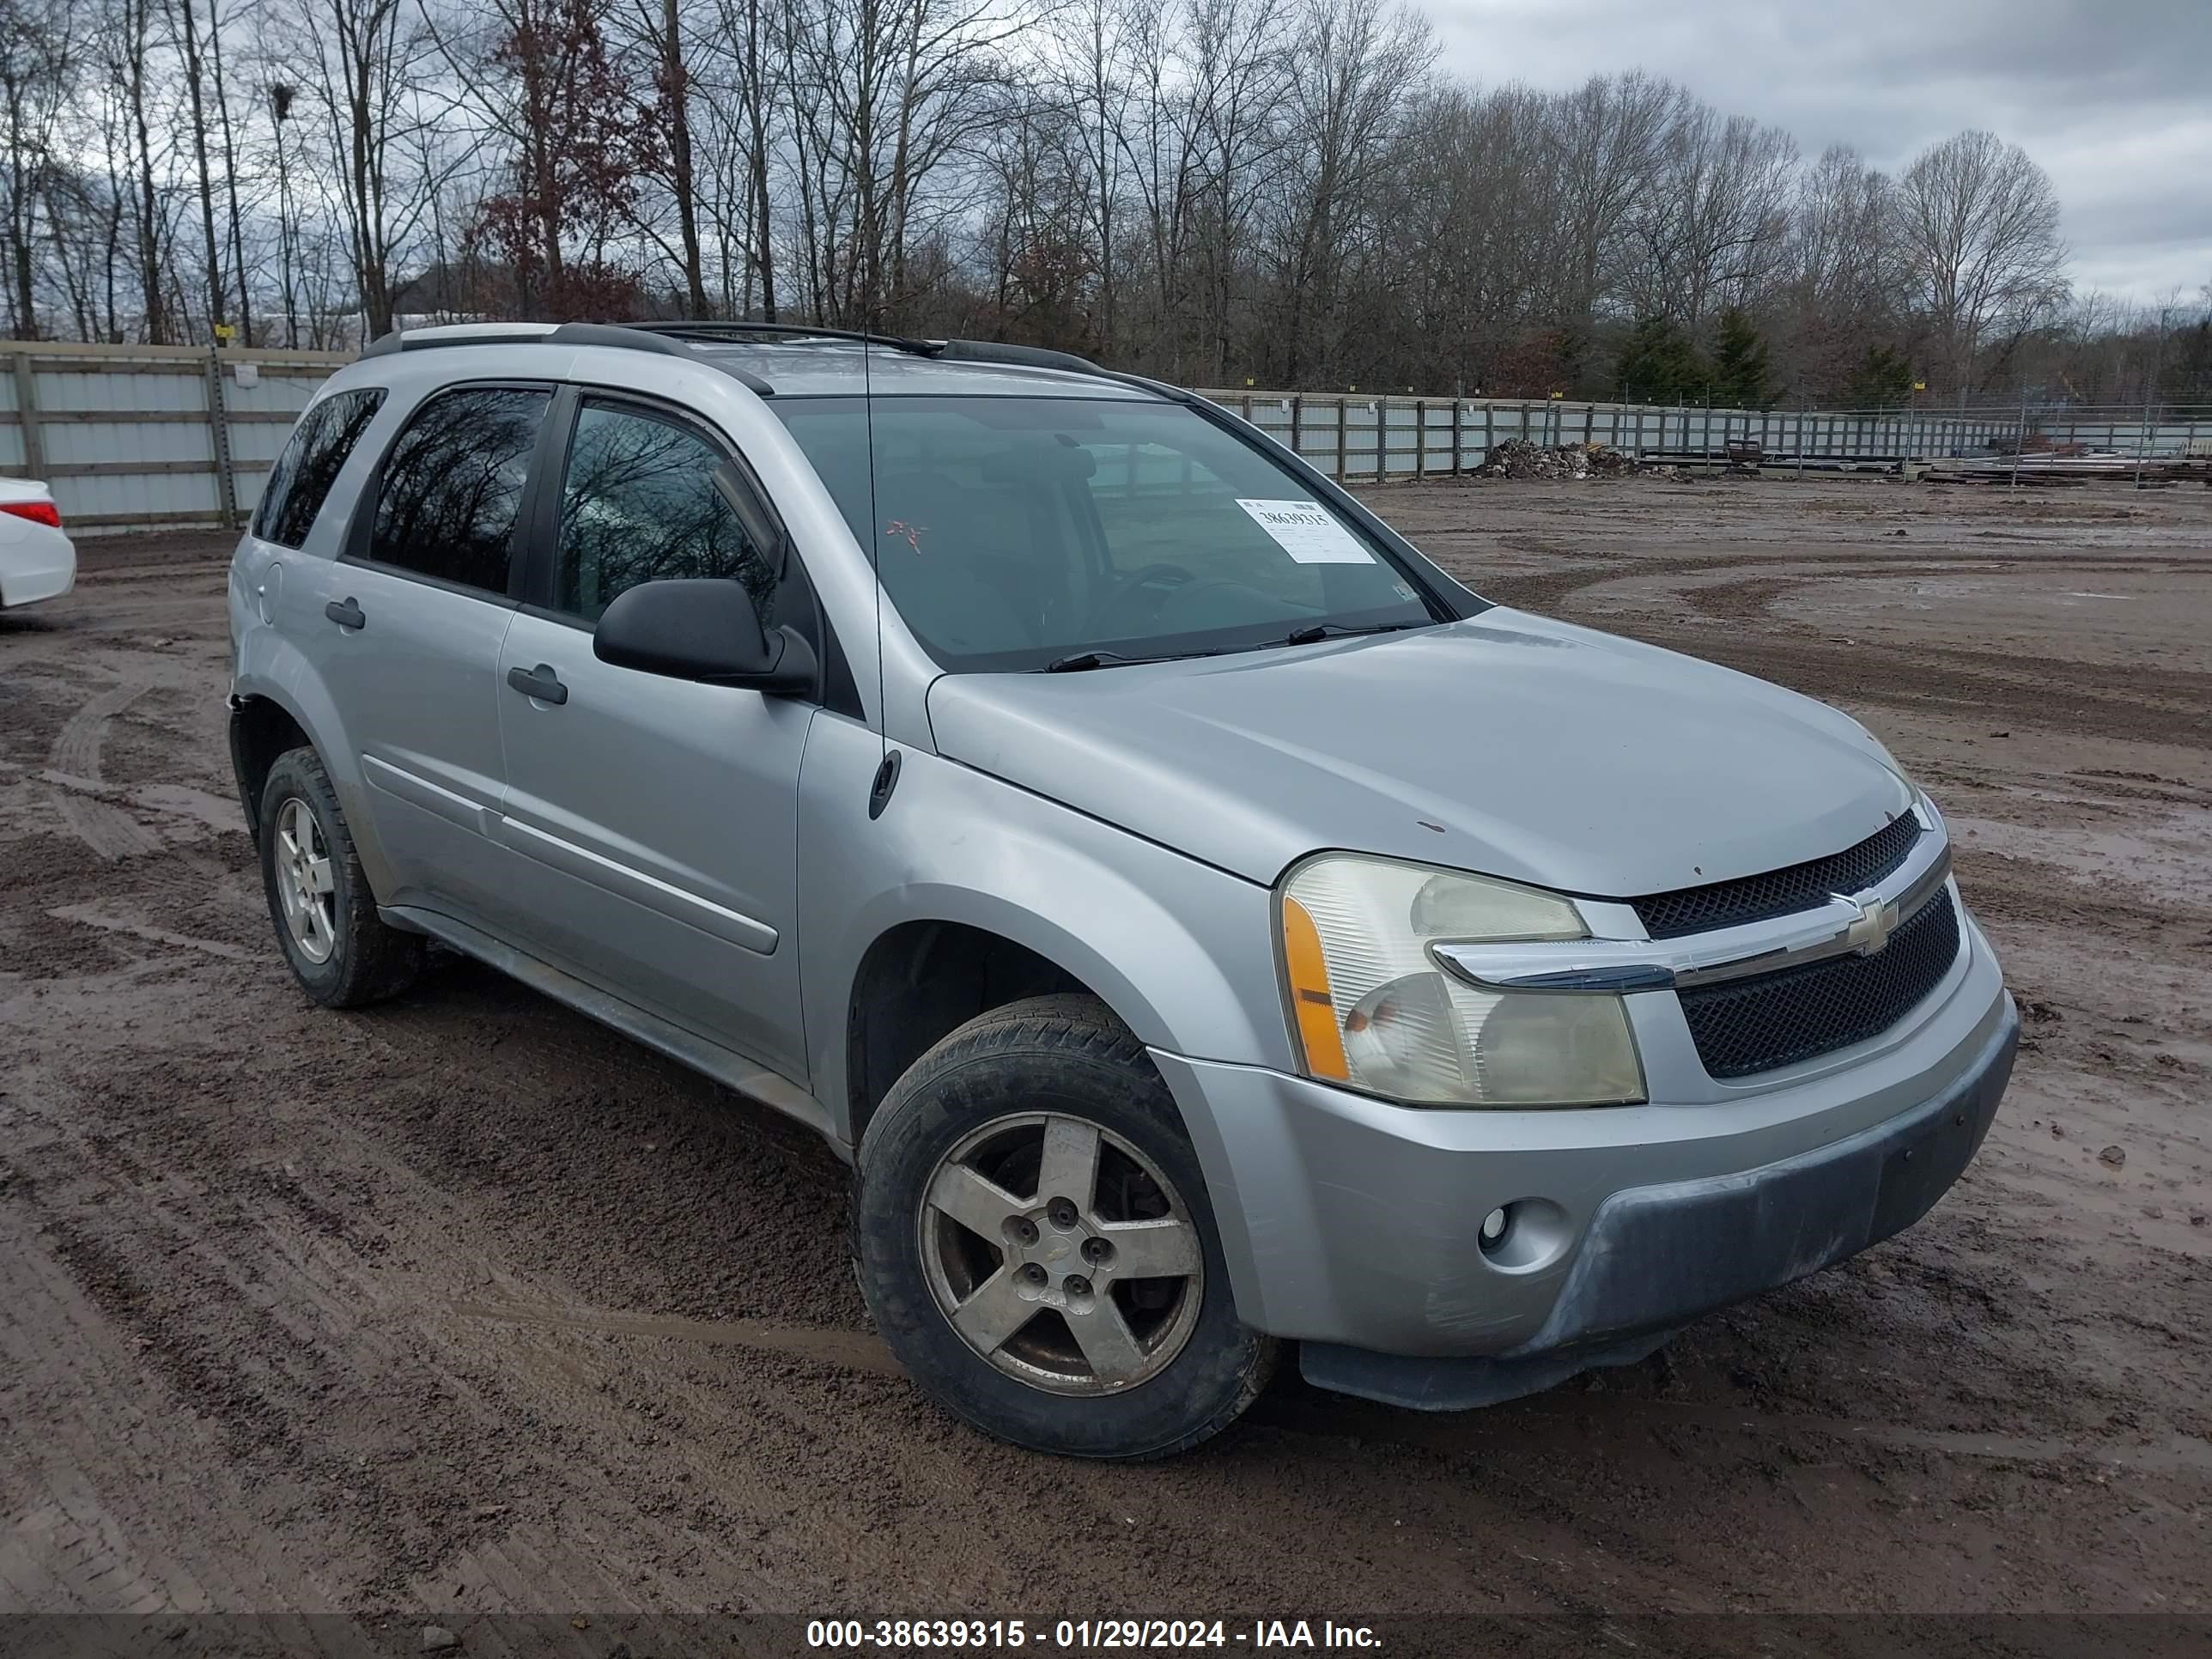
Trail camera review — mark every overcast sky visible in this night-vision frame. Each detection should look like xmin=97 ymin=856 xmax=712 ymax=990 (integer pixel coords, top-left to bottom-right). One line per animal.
xmin=1428 ymin=0 xmax=2212 ymax=307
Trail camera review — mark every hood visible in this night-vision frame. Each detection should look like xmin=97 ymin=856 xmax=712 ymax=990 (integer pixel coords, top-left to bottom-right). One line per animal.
xmin=924 ymin=609 xmax=1915 ymax=896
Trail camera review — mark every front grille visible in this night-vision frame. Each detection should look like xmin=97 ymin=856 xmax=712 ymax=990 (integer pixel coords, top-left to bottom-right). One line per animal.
xmin=1678 ymin=890 xmax=1961 ymax=1079
xmin=1632 ymin=815 xmax=1923 ymax=939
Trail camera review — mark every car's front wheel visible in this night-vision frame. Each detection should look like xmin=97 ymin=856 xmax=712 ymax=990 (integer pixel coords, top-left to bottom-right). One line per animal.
xmin=257 ymin=746 xmax=423 ymax=1007
xmin=855 ymin=994 xmax=1277 ymax=1458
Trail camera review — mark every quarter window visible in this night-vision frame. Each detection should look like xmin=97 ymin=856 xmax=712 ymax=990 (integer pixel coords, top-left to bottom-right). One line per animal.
xmin=368 ymin=386 xmax=550 ymax=593
xmin=253 ymin=388 xmax=385 ymax=549
xmin=555 ymin=401 xmax=779 ymax=627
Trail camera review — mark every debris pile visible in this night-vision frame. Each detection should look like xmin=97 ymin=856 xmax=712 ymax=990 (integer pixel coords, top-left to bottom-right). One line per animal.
xmin=1474 ymin=440 xmax=1673 ymax=480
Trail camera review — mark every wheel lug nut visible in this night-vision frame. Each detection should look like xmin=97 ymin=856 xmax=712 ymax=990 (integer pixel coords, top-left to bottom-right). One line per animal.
xmin=1022 ymin=1263 xmax=1048 ymax=1285
xmin=1065 ymin=1275 xmax=1091 ymax=1297
xmin=1015 ymin=1218 xmax=1039 ymax=1245
xmin=1082 ymin=1237 xmax=1113 ymax=1266
xmin=1048 ymin=1198 xmax=1078 ymax=1228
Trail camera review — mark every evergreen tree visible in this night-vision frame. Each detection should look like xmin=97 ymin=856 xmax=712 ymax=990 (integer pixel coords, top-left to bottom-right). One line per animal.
xmin=1615 ymin=316 xmax=1705 ymax=404
xmin=1711 ymin=307 xmax=1775 ymax=410
xmin=1844 ymin=345 xmax=1917 ymax=410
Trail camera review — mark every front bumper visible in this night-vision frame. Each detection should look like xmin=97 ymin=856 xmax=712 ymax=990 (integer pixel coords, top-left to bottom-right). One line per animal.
xmin=1151 ymin=902 xmax=2017 ymax=1406
xmin=1305 ymin=1001 xmax=2014 ymax=1408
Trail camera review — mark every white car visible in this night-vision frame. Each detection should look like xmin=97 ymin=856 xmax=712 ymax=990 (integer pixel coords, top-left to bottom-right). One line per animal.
xmin=0 ymin=478 xmax=76 ymax=609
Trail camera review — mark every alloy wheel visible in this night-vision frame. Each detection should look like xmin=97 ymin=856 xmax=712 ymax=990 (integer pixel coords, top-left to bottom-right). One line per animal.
xmin=272 ymin=796 xmax=338 ymax=964
xmin=917 ymin=1111 xmax=1204 ymax=1395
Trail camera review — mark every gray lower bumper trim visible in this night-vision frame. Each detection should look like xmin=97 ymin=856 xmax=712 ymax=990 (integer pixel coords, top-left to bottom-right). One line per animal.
xmin=1302 ymin=1327 xmax=1680 ymax=1413
xmin=1301 ymin=998 xmax=2019 ymax=1413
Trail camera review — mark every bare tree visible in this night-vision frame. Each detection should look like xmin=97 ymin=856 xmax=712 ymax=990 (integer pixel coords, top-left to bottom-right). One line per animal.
xmin=206 ymin=0 xmax=255 ymax=341
xmin=1267 ymin=0 xmax=1431 ymax=385
xmin=1 ymin=1 xmax=2148 ymax=407
xmin=1621 ymin=104 xmax=1797 ymax=334
xmin=284 ymin=0 xmax=441 ymax=337
xmin=781 ymin=0 xmax=1027 ymax=327
xmin=1546 ymin=71 xmax=1678 ymax=330
xmin=1895 ymin=128 xmax=2069 ymax=392
xmin=166 ymin=0 xmax=233 ymax=337
xmin=1778 ymin=144 xmax=1896 ymax=398
xmin=0 ymin=0 xmax=78 ymax=336
xmin=114 ymin=0 xmax=173 ymax=340
xmin=1039 ymin=0 xmax=1142 ymax=354
xmin=613 ymin=0 xmax=710 ymax=315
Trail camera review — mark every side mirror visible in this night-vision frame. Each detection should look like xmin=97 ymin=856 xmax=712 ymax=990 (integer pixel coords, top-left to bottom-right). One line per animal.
xmin=592 ymin=578 xmax=817 ymax=694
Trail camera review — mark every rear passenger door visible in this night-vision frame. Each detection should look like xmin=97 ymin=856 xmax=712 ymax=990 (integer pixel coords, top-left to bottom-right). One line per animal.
xmin=488 ymin=392 xmax=817 ymax=1080
xmin=308 ymin=382 xmax=551 ymax=919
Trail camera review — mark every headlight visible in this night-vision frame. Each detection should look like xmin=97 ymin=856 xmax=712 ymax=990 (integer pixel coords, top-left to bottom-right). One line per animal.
xmin=1279 ymin=854 xmax=1645 ymax=1107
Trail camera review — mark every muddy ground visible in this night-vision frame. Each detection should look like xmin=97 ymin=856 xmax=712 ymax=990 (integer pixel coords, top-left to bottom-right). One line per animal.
xmin=1 ymin=477 xmax=2208 ymax=1652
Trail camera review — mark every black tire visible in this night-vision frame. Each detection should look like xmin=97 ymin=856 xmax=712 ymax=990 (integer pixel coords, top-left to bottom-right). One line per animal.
xmin=257 ymin=746 xmax=423 ymax=1008
xmin=855 ymin=993 xmax=1278 ymax=1459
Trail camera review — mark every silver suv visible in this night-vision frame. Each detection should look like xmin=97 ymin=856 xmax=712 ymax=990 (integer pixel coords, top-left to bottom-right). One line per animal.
xmin=227 ymin=322 xmax=2019 ymax=1459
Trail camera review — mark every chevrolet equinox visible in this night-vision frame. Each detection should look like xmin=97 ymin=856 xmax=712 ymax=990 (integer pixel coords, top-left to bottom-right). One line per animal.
xmin=226 ymin=321 xmax=2019 ymax=1459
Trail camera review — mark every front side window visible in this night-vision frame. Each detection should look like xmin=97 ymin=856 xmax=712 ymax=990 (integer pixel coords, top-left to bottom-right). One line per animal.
xmin=367 ymin=386 xmax=550 ymax=594
xmin=253 ymin=387 xmax=385 ymax=549
xmin=554 ymin=401 xmax=778 ymax=627
xmin=771 ymin=395 xmax=1436 ymax=671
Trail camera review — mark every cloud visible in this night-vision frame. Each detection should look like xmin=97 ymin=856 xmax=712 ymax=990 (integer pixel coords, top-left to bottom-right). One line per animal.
xmin=1426 ymin=0 xmax=2212 ymax=303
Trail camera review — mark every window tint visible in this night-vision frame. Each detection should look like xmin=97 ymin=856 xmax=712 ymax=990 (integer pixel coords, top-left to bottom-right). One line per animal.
xmin=253 ymin=388 xmax=385 ymax=549
xmin=555 ymin=401 xmax=779 ymax=627
xmin=367 ymin=386 xmax=550 ymax=593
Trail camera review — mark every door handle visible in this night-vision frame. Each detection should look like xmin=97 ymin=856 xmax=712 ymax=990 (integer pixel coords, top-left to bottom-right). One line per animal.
xmin=507 ymin=664 xmax=568 ymax=705
xmin=325 ymin=597 xmax=365 ymax=630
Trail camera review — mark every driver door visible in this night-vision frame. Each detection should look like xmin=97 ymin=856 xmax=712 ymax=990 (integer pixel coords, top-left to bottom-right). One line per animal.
xmin=488 ymin=391 xmax=817 ymax=1081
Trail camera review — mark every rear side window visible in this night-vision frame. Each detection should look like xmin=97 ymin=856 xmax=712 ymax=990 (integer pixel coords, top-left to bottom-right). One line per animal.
xmin=253 ymin=388 xmax=385 ymax=549
xmin=367 ymin=386 xmax=550 ymax=594
xmin=554 ymin=401 xmax=780 ymax=626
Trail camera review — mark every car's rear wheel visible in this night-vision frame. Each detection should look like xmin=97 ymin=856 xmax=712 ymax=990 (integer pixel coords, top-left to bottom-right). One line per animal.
xmin=257 ymin=747 xmax=423 ymax=1007
xmin=855 ymin=994 xmax=1276 ymax=1458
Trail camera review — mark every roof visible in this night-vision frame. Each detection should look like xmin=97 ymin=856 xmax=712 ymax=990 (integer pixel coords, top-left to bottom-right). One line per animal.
xmin=684 ymin=339 xmax=1156 ymax=399
xmin=360 ymin=322 xmax=1166 ymax=403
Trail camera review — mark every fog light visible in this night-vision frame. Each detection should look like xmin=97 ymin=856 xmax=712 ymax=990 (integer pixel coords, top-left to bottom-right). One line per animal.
xmin=1480 ymin=1206 xmax=1508 ymax=1243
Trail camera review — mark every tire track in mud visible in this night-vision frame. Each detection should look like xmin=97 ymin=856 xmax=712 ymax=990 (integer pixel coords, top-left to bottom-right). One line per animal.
xmin=5 ymin=1012 xmax=1730 ymax=1622
xmin=9 ymin=507 xmax=2212 ymax=1622
xmin=1257 ymin=1385 xmax=2212 ymax=1476
xmin=0 ymin=1075 xmax=799 ymax=1615
xmin=15 ymin=663 xmax=262 ymax=968
xmin=0 ymin=1196 xmax=295 ymax=1615
xmin=1685 ymin=635 xmax=2202 ymax=745
xmin=46 ymin=682 xmax=163 ymax=860
xmin=1479 ymin=553 xmax=2212 ymax=624
xmin=1474 ymin=555 xmax=2212 ymax=747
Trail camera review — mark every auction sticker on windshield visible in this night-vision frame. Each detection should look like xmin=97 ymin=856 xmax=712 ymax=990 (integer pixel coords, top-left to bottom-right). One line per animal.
xmin=1235 ymin=499 xmax=1376 ymax=564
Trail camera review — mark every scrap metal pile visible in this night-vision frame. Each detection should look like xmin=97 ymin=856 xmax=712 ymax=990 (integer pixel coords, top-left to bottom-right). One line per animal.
xmin=1474 ymin=440 xmax=1679 ymax=480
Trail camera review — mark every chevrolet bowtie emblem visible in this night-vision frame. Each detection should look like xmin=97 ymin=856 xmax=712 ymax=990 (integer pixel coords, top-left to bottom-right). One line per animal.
xmin=1839 ymin=895 xmax=1900 ymax=955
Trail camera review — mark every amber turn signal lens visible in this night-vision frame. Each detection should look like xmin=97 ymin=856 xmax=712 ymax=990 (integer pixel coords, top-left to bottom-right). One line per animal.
xmin=1281 ymin=894 xmax=1350 ymax=1079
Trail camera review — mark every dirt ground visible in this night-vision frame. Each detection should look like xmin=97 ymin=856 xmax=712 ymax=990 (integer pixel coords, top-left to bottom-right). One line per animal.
xmin=2 ymin=477 xmax=2209 ymax=1651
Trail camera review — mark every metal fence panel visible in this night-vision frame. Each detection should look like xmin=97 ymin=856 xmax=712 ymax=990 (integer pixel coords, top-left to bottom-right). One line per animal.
xmin=0 ymin=341 xmax=348 ymax=532
xmin=3 ymin=339 xmax=2204 ymax=533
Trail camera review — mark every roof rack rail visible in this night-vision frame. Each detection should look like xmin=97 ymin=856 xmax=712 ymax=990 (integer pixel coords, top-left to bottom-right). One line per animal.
xmin=934 ymin=341 xmax=1203 ymax=409
xmin=359 ymin=321 xmax=773 ymax=393
xmin=362 ymin=321 xmax=690 ymax=358
xmin=623 ymin=319 xmax=946 ymax=360
xmin=361 ymin=319 xmax=1154 ymax=401
xmin=933 ymin=339 xmax=1103 ymax=377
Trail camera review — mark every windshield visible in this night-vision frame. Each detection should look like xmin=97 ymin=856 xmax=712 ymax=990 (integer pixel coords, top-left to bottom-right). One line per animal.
xmin=770 ymin=395 xmax=1437 ymax=671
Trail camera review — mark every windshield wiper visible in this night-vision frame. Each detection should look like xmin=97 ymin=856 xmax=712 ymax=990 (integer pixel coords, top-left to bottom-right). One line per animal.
xmin=1273 ymin=620 xmax=1427 ymax=648
xmin=1042 ymin=648 xmax=1196 ymax=672
xmin=1045 ymin=624 xmax=1424 ymax=672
